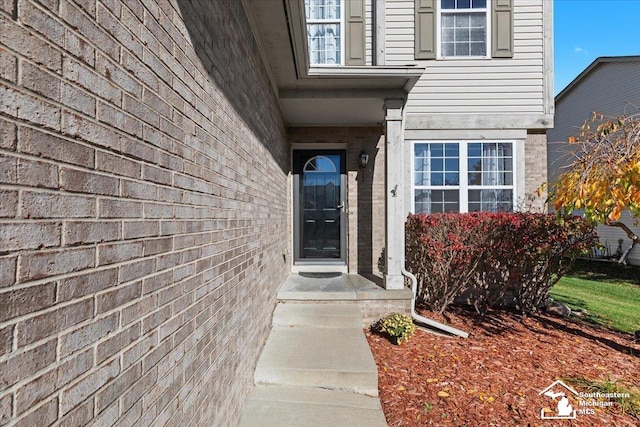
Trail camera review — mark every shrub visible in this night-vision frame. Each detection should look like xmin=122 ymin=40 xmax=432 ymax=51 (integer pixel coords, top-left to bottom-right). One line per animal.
xmin=405 ymin=212 xmax=598 ymax=315
xmin=378 ymin=312 xmax=416 ymax=345
xmin=405 ymin=213 xmax=489 ymax=313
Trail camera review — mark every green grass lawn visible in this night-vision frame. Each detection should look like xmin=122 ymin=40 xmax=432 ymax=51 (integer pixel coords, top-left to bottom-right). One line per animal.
xmin=550 ymin=261 xmax=640 ymax=334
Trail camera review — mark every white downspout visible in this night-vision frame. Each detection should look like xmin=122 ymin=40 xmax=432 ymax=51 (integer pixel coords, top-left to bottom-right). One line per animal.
xmin=397 ymin=106 xmax=469 ymax=338
xmin=401 ymin=265 xmax=469 ymax=338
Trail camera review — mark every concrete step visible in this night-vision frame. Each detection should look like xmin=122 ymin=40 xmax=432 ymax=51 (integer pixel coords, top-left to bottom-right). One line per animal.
xmin=272 ymin=303 xmax=362 ymax=329
xmin=238 ymin=386 xmax=387 ymax=427
xmin=277 ymin=273 xmax=358 ymax=300
xmin=253 ymin=325 xmax=379 ymax=396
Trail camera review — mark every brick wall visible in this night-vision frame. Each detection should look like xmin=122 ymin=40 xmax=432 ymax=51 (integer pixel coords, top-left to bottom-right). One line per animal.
xmin=524 ymin=133 xmax=548 ymax=213
xmin=0 ymin=0 xmax=289 ymax=425
xmin=288 ymin=127 xmax=385 ymax=275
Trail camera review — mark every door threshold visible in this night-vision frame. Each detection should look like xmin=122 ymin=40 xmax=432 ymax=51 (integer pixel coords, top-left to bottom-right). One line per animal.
xmin=292 ymin=264 xmax=348 ymax=274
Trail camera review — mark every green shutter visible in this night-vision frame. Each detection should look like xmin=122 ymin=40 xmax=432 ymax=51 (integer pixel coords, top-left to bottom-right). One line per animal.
xmin=415 ymin=0 xmax=436 ymax=60
xmin=492 ymin=0 xmax=513 ymax=58
xmin=345 ymin=0 xmax=366 ymax=65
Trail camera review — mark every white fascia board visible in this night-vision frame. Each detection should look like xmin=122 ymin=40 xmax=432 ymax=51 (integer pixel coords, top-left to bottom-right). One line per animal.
xmin=307 ymin=66 xmax=424 ymax=79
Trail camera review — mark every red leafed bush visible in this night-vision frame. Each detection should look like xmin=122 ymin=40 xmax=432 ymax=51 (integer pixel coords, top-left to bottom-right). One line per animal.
xmin=405 ymin=213 xmax=598 ymax=315
xmin=405 ymin=213 xmax=490 ymax=314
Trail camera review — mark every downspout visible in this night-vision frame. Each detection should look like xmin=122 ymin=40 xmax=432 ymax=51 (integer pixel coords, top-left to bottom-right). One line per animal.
xmin=397 ymin=107 xmax=469 ymax=339
xmin=401 ymin=265 xmax=469 ymax=338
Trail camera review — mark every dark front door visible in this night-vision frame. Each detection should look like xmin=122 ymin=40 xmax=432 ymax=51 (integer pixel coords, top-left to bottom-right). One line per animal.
xmin=293 ymin=150 xmax=346 ymax=262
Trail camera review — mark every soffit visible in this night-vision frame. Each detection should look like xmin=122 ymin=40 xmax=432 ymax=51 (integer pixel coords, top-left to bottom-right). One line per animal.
xmin=243 ymin=0 xmax=424 ymax=126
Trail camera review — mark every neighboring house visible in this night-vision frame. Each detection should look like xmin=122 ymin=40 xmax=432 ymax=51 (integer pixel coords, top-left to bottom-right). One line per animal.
xmin=548 ymin=56 xmax=640 ymax=265
xmin=0 ymin=0 xmax=552 ymax=426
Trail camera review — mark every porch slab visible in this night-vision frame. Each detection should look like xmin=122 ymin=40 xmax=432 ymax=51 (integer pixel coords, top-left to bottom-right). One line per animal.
xmin=238 ymin=386 xmax=387 ymax=427
xmin=277 ymin=273 xmax=413 ymax=301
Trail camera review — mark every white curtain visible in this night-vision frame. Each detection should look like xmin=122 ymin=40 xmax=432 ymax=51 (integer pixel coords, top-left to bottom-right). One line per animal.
xmin=306 ymin=1 xmax=340 ymax=65
xmin=309 ymin=26 xmax=339 ymax=65
xmin=480 ymin=143 xmax=508 ymax=211
xmin=306 ymin=0 xmax=339 ymax=20
xmin=416 ymin=145 xmax=432 ymax=213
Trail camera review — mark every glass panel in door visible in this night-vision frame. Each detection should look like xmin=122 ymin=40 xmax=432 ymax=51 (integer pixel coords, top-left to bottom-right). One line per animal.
xmin=302 ymin=154 xmax=342 ymax=258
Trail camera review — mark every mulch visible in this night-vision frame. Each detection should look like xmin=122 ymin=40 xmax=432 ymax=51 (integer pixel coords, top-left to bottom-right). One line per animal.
xmin=366 ymin=307 xmax=640 ymax=426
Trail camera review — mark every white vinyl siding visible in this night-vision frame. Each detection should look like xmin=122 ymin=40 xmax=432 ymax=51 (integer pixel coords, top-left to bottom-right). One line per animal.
xmin=384 ymin=1 xmax=415 ymax=60
xmin=385 ymin=0 xmax=545 ymax=115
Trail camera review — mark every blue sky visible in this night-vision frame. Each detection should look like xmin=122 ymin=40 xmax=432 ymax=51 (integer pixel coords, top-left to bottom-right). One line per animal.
xmin=554 ymin=0 xmax=640 ymax=95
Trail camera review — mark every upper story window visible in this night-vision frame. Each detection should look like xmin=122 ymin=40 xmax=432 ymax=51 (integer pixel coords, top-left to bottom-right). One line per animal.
xmin=305 ymin=0 xmax=343 ymax=65
xmin=413 ymin=141 xmax=514 ymax=214
xmin=440 ymin=0 xmax=488 ymax=57
xmin=415 ymin=0 xmax=513 ymax=60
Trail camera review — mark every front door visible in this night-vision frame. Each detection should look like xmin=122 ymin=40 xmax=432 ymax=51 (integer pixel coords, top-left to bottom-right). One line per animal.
xmin=293 ymin=150 xmax=347 ymax=264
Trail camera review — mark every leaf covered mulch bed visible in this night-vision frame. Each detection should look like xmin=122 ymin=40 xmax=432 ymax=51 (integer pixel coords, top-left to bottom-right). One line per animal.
xmin=366 ymin=307 xmax=639 ymax=426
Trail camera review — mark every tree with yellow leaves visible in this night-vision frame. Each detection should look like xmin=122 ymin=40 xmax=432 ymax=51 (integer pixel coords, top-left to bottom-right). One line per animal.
xmin=551 ymin=108 xmax=640 ymax=263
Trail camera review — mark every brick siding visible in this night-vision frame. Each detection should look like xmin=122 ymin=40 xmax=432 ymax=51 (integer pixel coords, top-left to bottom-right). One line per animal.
xmin=0 ymin=0 xmax=289 ymax=425
xmin=524 ymin=133 xmax=548 ymax=213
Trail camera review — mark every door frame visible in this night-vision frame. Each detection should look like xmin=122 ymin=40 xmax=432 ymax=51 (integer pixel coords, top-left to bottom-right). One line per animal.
xmin=292 ymin=148 xmax=348 ymax=268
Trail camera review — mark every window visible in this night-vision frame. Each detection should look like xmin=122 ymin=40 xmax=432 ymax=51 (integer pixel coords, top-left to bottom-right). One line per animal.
xmin=415 ymin=0 xmax=513 ymax=60
xmin=414 ymin=143 xmax=460 ymax=213
xmin=305 ymin=0 xmax=342 ymax=65
xmin=413 ymin=141 xmax=514 ymax=214
xmin=440 ymin=0 xmax=488 ymax=57
xmin=467 ymin=142 xmax=513 ymax=212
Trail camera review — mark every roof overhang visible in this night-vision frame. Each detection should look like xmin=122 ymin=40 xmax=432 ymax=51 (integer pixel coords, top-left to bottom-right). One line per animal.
xmin=280 ymin=67 xmax=423 ymax=126
xmin=242 ymin=0 xmax=424 ymax=126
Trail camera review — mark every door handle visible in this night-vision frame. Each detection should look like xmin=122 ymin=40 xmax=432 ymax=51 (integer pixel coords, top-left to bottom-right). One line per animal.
xmin=336 ymin=202 xmax=344 ymax=211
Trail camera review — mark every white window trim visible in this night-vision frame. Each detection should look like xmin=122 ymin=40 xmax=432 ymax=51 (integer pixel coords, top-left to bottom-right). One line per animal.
xmin=436 ymin=0 xmax=492 ymax=60
xmin=305 ymin=0 xmax=345 ymax=66
xmin=411 ymin=140 xmax=517 ymax=214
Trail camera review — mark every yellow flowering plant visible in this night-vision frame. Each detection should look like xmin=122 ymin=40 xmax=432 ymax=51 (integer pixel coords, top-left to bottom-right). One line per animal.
xmin=379 ymin=313 xmax=416 ymax=345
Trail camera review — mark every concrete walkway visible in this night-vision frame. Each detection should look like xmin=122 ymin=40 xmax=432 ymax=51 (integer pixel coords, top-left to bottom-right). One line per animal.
xmin=238 ymin=302 xmax=387 ymax=426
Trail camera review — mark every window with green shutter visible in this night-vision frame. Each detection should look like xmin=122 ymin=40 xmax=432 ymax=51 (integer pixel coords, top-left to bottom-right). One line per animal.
xmin=305 ymin=0 xmax=366 ymax=66
xmin=415 ymin=0 xmax=513 ymax=60
xmin=440 ymin=0 xmax=488 ymax=57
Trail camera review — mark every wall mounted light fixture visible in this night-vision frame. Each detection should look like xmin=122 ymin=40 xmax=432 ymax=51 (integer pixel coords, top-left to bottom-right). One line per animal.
xmin=359 ymin=150 xmax=369 ymax=170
